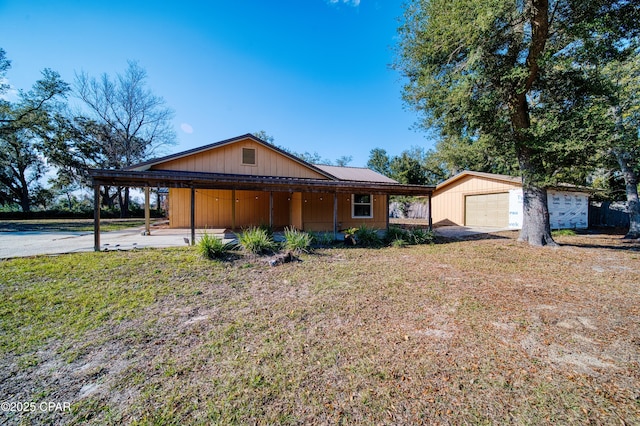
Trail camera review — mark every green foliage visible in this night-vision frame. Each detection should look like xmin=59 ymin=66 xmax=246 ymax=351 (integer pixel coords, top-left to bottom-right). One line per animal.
xmin=257 ymin=223 xmax=274 ymax=238
xmin=311 ymin=231 xmax=335 ymax=247
xmin=408 ymin=228 xmax=435 ymax=245
xmin=367 ymin=146 xmax=445 ymax=185
xmin=367 ymin=148 xmax=392 ymax=177
xmin=395 ymin=0 xmax=640 ymax=244
xmin=384 ymin=225 xmax=410 ymax=245
xmin=384 ymin=225 xmax=434 ymax=246
xmin=283 ymin=227 xmax=312 ymax=253
xmin=551 ymin=229 xmax=577 ymax=237
xmin=236 ymin=227 xmax=278 ymax=255
xmin=0 ymin=59 xmax=69 ymax=212
xmin=354 ymin=225 xmax=382 ymax=248
xmin=391 ymin=238 xmax=408 ymax=248
xmin=197 ymin=232 xmax=235 ymax=260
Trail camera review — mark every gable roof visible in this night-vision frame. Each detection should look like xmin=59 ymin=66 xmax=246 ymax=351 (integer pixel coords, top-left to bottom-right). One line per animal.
xmin=126 ymin=133 xmax=336 ymax=180
xmin=126 ymin=133 xmax=398 ymax=184
xmin=436 ymin=171 xmax=521 ymax=191
xmin=436 ymin=170 xmax=593 ymax=193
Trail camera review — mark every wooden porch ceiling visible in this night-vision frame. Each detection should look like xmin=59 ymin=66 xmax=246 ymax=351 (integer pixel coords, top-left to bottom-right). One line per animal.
xmin=88 ymin=169 xmax=434 ymax=196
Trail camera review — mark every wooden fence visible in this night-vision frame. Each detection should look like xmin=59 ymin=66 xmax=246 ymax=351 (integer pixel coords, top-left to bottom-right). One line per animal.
xmin=589 ymin=201 xmax=630 ymax=228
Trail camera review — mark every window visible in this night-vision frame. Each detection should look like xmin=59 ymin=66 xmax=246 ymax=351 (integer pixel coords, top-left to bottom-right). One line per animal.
xmin=242 ymin=148 xmax=256 ymax=165
xmin=352 ymin=194 xmax=373 ymax=218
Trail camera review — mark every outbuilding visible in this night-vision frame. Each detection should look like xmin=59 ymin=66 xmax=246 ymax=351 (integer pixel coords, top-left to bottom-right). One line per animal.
xmin=432 ymin=171 xmax=589 ymax=229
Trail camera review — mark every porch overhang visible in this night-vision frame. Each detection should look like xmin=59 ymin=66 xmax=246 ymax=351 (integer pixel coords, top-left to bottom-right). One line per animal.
xmin=88 ymin=169 xmax=435 ymax=196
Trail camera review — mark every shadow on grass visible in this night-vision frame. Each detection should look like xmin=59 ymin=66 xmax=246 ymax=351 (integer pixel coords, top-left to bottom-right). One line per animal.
xmin=552 ymin=227 xmax=639 ymax=252
xmin=434 ymin=232 xmax=513 ymax=244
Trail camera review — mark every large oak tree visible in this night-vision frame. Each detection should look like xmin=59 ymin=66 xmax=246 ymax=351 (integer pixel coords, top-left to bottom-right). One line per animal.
xmin=396 ymin=0 xmax=638 ymax=246
xmin=0 ymin=49 xmax=70 ymax=212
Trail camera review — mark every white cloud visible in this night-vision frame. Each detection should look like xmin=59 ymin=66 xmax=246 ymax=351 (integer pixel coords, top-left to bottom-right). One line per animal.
xmin=0 ymin=78 xmax=19 ymax=102
xmin=180 ymin=123 xmax=194 ymax=134
xmin=327 ymin=0 xmax=360 ymax=7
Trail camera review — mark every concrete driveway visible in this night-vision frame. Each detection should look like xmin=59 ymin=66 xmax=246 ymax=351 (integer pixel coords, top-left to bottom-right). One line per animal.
xmin=0 ymin=227 xmax=232 ymax=259
xmin=0 ymin=225 xmax=513 ymax=259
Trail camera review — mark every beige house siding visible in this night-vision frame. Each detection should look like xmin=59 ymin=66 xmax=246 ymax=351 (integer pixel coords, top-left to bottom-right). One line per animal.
xmin=300 ymin=193 xmax=388 ymax=232
xmin=151 ymin=138 xmax=327 ymax=179
xmin=169 ymin=189 xmax=388 ymax=232
xmin=432 ymin=175 xmax=521 ymax=226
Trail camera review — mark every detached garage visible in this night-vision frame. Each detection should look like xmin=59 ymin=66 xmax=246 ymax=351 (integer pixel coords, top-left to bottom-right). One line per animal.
xmin=432 ymin=171 xmax=589 ymax=230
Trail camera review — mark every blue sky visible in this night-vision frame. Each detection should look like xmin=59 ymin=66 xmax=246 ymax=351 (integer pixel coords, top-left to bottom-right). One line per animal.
xmin=0 ymin=0 xmax=434 ymax=167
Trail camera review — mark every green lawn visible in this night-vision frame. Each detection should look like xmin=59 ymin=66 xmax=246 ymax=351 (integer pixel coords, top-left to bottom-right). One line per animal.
xmin=1 ymin=231 xmax=639 ymax=425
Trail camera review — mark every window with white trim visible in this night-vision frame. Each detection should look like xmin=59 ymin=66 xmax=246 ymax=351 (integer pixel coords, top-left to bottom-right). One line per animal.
xmin=242 ymin=148 xmax=256 ymax=165
xmin=352 ymin=194 xmax=373 ymax=218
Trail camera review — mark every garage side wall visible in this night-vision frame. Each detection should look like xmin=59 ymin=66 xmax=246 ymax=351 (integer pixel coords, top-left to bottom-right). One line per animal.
xmin=432 ymin=176 xmax=521 ymax=226
xmin=508 ymin=189 xmax=589 ymax=230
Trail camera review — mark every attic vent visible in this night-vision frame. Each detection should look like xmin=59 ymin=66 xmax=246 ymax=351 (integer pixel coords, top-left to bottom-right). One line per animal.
xmin=242 ymin=148 xmax=256 ymax=165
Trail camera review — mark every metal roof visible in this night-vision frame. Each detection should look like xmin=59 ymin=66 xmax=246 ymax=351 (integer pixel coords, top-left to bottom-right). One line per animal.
xmin=88 ymin=169 xmax=434 ymax=196
xmin=313 ymin=164 xmax=398 ymax=183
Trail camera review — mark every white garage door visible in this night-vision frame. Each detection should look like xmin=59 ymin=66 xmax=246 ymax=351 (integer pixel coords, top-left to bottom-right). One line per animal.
xmin=465 ymin=193 xmax=509 ymax=227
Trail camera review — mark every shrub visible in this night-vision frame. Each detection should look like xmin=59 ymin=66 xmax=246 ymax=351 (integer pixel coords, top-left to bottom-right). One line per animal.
xmin=283 ymin=227 xmax=312 ymax=253
xmin=311 ymin=231 xmax=335 ymax=247
xmin=237 ymin=227 xmax=279 ymax=255
xmin=354 ymin=225 xmax=382 ymax=247
xmin=198 ymin=232 xmax=235 ymax=259
xmin=384 ymin=226 xmax=410 ymax=245
xmin=391 ymin=237 xmax=408 ymax=248
xmin=258 ymin=223 xmax=274 ymax=238
xmin=409 ymin=228 xmax=435 ymax=245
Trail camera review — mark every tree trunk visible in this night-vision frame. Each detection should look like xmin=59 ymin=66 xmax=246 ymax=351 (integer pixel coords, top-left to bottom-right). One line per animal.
xmin=518 ymin=182 xmax=556 ymax=246
xmin=509 ymin=84 xmax=557 ymax=245
xmin=117 ymin=188 xmax=125 ymax=218
xmin=101 ymin=186 xmax=116 ymax=209
xmin=18 ymin=173 xmax=31 ymax=213
xmin=614 ymin=149 xmax=640 ymax=239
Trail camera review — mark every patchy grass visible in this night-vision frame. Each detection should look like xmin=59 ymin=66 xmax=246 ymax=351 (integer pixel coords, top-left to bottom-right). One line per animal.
xmin=552 ymin=228 xmax=578 ymax=237
xmin=0 ymin=231 xmax=639 ymax=425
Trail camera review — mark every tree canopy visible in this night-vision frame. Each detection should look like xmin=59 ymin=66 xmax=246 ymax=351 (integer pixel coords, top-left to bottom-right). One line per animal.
xmin=396 ymin=0 xmax=639 ymax=245
xmin=0 ymin=50 xmax=70 ymax=212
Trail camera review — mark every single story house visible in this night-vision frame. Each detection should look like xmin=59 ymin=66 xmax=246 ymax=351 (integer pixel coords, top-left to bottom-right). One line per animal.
xmin=432 ymin=171 xmax=589 ymax=229
xmin=89 ymin=134 xmax=434 ymax=250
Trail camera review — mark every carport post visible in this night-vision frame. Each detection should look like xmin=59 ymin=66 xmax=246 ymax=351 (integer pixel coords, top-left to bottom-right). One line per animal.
xmin=144 ymin=186 xmax=151 ymax=235
xmin=269 ymin=191 xmax=274 ymax=228
xmin=333 ymin=192 xmax=338 ymax=241
xmin=93 ymin=184 xmax=101 ymax=252
xmin=428 ymin=193 xmax=433 ymax=231
xmin=190 ymin=187 xmax=196 ymax=245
